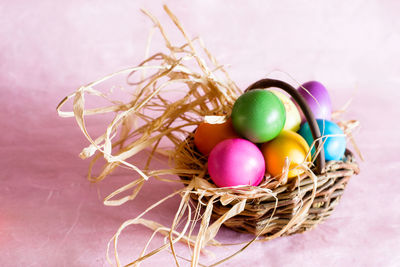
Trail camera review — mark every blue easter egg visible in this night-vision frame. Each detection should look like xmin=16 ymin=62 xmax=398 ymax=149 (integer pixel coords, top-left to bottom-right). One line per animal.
xmin=298 ymin=119 xmax=346 ymax=161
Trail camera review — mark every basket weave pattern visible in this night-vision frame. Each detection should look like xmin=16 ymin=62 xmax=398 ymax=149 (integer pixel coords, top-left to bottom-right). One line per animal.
xmin=179 ymin=137 xmax=359 ymax=236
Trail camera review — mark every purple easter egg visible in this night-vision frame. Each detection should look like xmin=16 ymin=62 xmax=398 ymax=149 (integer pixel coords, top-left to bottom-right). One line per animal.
xmin=208 ymin=138 xmax=265 ymax=187
xmin=297 ymin=81 xmax=332 ymax=121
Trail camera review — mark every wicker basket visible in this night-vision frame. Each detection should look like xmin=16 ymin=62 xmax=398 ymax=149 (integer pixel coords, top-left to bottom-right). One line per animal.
xmin=179 ymin=78 xmax=360 ymax=237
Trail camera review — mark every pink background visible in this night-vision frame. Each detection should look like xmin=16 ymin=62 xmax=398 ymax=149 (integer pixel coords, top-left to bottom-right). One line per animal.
xmin=1 ymin=1 xmax=400 ymax=266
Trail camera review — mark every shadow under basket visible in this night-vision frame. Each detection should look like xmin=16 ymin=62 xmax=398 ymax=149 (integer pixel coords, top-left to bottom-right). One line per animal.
xmin=178 ymin=78 xmax=360 ymax=237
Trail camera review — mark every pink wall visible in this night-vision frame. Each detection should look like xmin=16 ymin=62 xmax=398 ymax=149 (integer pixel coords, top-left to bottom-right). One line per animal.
xmin=1 ymin=1 xmax=399 ymax=266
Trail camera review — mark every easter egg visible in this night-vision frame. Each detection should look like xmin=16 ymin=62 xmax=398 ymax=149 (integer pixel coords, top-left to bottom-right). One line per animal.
xmin=208 ymin=138 xmax=265 ymax=187
xmin=194 ymin=117 xmax=240 ymax=155
xmin=298 ymin=119 xmax=346 ymax=161
xmin=297 ymin=81 xmax=332 ymax=121
xmin=231 ymin=89 xmax=286 ymax=143
xmin=261 ymin=131 xmax=311 ymax=178
xmin=271 ymin=90 xmax=302 ymax=132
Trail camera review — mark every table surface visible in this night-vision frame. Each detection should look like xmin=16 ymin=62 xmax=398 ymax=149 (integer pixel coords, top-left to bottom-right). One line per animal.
xmin=1 ymin=1 xmax=400 ymax=266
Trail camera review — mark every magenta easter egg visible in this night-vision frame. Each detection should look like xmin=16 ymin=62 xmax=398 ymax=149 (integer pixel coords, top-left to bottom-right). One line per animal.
xmin=297 ymin=81 xmax=332 ymax=121
xmin=208 ymin=138 xmax=265 ymax=187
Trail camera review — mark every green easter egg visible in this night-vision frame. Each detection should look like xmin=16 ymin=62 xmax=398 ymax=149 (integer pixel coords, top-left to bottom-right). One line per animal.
xmin=231 ymin=89 xmax=286 ymax=143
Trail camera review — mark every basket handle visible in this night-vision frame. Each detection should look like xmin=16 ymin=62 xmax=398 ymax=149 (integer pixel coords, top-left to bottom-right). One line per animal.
xmin=245 ymin=78 xmax=325 ymax=174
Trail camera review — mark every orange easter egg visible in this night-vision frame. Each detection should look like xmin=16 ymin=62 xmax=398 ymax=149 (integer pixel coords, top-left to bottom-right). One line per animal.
xmin=261 ymin=130 xmax=311 ymax=178
xmin=194 ymin=117 xmax=240 ymax=156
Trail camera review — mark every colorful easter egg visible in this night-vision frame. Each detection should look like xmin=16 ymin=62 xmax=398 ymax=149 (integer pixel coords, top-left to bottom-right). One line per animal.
xmin=261 ymin=130 xmax=311 ymax=178
xmin=271 ymin=90 xmax=302 ymax=132
xmin=298 ymin=119 xmax=346 ymax=161
xmin=194 ymin=117 xmax=240 ymax=155
xmin=231 ymin=89 xmax=286 ymax=143
xmin=208 ymin=138 xmax=265 ymax=187
xmin=297 ymin=81 xmax=332 ymax=121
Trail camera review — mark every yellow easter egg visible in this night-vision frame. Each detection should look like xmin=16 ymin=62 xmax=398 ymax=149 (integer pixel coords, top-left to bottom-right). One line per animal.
xmin=261 ymin=130 xmax=311 ymax=178
xmin=271 ymin=90 xmax=301 ymax=132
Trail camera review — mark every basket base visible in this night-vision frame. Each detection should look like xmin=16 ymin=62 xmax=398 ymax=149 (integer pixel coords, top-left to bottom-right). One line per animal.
xmin=182 ymin=146 xmax=359 ymax=237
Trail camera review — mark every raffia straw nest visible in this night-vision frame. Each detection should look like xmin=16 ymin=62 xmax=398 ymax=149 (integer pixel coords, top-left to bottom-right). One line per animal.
xmin=57 ymin=5 xmax=360 ymax=267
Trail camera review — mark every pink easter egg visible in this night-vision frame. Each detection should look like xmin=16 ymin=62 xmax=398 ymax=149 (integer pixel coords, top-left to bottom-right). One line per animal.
xmin=208 ymin=138 xmax=265 ymax=187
